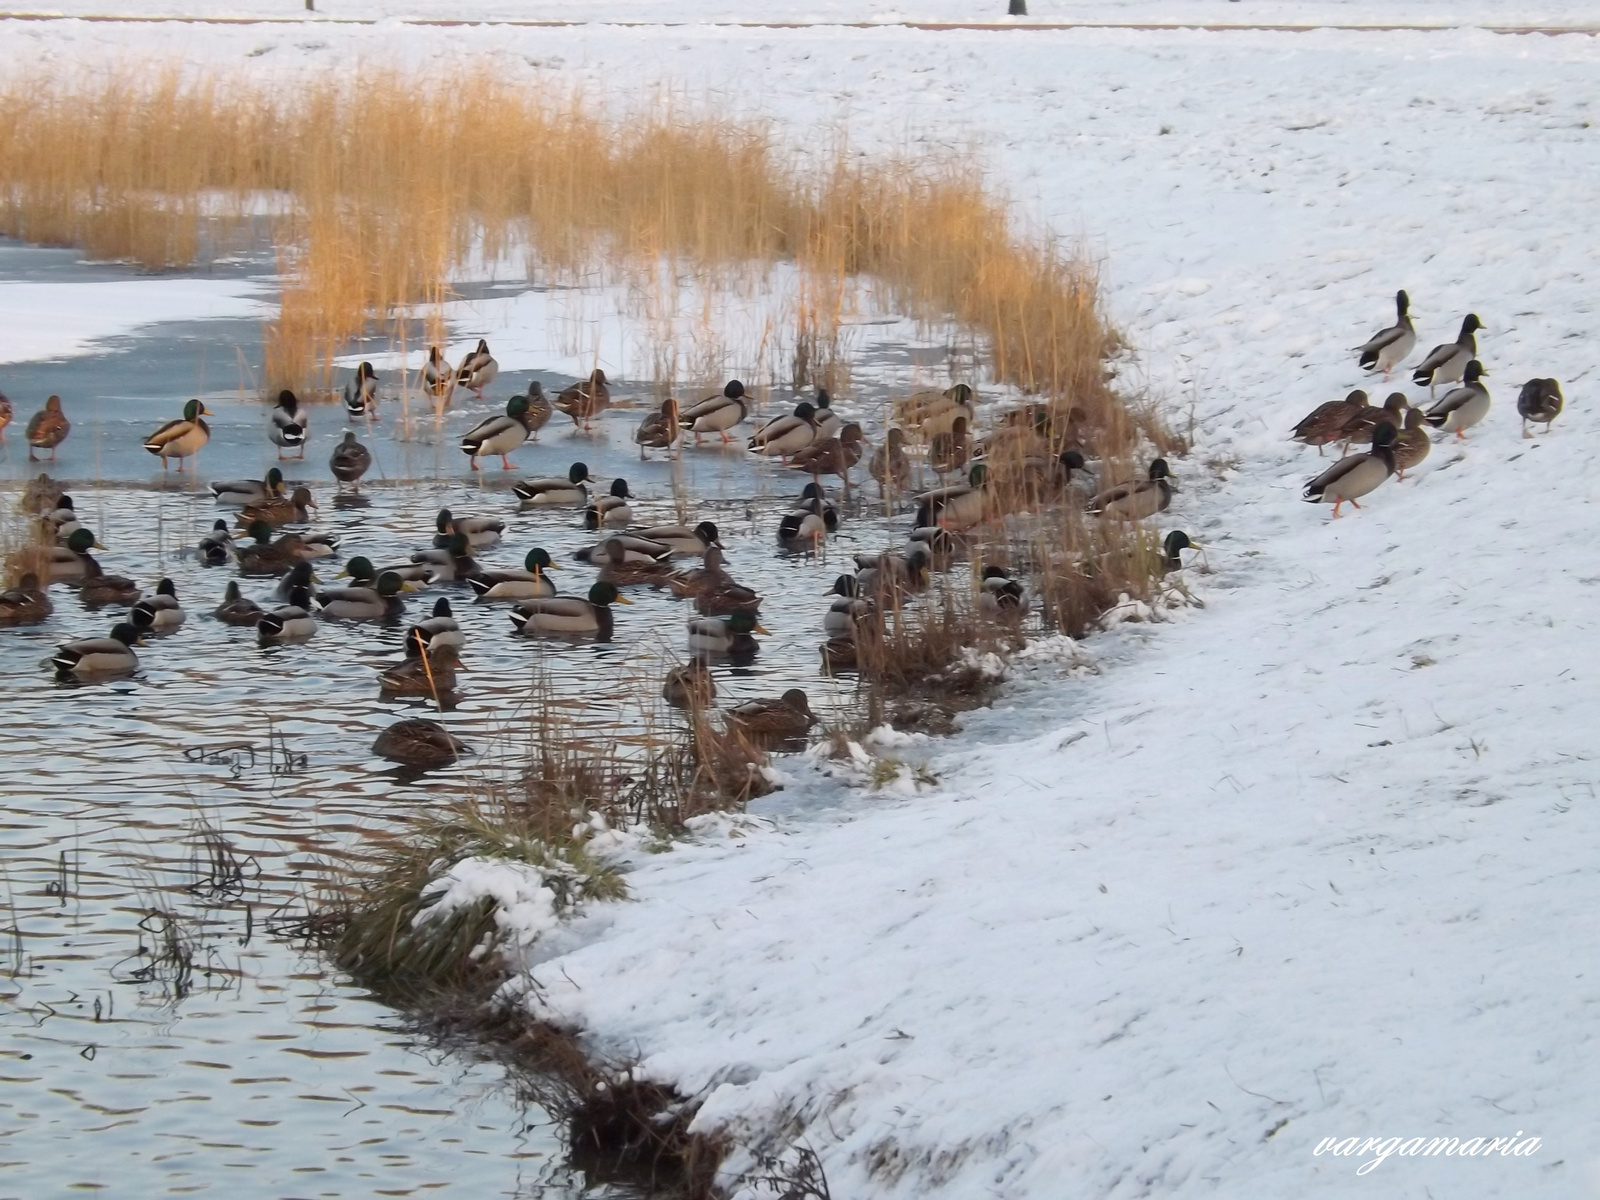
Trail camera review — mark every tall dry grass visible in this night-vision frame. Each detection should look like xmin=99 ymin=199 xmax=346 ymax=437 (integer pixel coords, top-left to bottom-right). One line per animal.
xmin=0 ymin=66 xmax=1139 ymax=446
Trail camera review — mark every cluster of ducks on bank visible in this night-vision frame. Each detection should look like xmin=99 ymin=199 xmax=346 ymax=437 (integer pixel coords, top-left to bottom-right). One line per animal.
xmin=1293 ymin=291 xmax=1566 ymax=516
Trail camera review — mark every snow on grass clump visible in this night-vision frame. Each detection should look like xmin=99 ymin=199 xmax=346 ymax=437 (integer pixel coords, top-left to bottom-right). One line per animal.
xmin=414 ymin=857 xmax=563 ymax=960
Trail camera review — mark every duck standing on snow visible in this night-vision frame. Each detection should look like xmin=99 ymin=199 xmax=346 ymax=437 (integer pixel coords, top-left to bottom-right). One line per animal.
xmin=344 ymin=362 xmax=379 ymax=419
xmin=51 ymin=621 xmax=143 ymax=677
xmin=456 ymin=339 xmax=499 ymax=399
xmin=514 ymin=461 xmax=593 ymax=505
xmin=555 ymin=369 xmax=611 ymax=430
xmin=1516 ymin=378 xmax=1563 ymax=437
xmin=511 ymin=580 xmax=630 ymax=639
xmin=144 ymin=399 xmax=212 ymax=472
xmin=460 ymin=392 xmax=534 ymax=471
xmin=1392 ymin=408 xmax=1432 ymax=480
xmin=1340 ymin=392 xmax=1409 ymax=448
xmin=1291 ymin=390 xmax=1369 ymax=455
xmin=1089 ymin=459 xmax=1175 ymax=521
xmin=678 ymin=380 xmax=748 ymax=445
xmin=270 ymin=390 xmax=307 ymax=459
xmin=330 ymin=430 xmax=372 ymax=490
xmin=1355 ymin=290 xmax=1416 ymax=378
xmin=634 ymin=398 xmax=680 ymax=459
xmin=1157 ymin=531 xmax=1199 ymax=577
xmin=26 ymin=395 xmax=70 ymax=462
xmin=1423 ymin=360 xmax=1491 ymax=439
xmin=1303 ymin=422 xmax=1398 ymax=518
xmin=214 ymin=581 xmax=264 ymax=626
xmin=1412 ymin=313 xmax=1484 ymax=396
xmin=749 ymin=401 xmax=817 ymax=460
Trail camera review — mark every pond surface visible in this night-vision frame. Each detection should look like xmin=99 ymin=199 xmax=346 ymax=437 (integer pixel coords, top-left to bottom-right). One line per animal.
xmin=0 ymin=240 xmax=945 ymax=1197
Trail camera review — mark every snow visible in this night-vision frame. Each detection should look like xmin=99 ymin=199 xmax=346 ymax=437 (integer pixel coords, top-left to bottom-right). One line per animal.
xmin=415 ymin=856 xmax=561 ymax=954
xmin=5 ymin=6 xmax=1599 ymax=1197
xmin=0 ymin=277 xmax=270 ymax=365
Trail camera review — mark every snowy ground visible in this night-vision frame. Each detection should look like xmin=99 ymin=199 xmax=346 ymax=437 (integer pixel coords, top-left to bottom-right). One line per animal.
xmin=5 ymin=9 xmax=1599 ymax=1199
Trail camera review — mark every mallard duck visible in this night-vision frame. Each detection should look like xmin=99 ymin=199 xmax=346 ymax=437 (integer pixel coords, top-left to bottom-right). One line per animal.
xmin=1303 ymin=422 xmax=1398 ymax=517
xmin=895 ymin=383 xmax=974 ymax=439
xmin=514 ymin=461 xmax=592 ymax=505
xmin=0 ymin=573 xmax=51 ymax=625
xmin=0 ymin=390 xmax=9 ymax=444
xmin=511 ymin=580 xmax=630 ymax=638
xmin=672 ymin=547 xmax=761 ymax=616
xmin=411 ymin=597 xmax=464 ymax=649
xmin=977 ymin=565 xmax=1027 ymax=615
xmin=460 ymin=393 xmax=533 ymax=470
xmin=1517 ymin=378 xmax=1563 ymax=437
xmin=26 ymin=395 xmax=69 ymax=462
xmin=37 ymin=496 xmax=81 ymax=544
xmin=749 ymin=402 xmax=817 ymax=460
xmin=583 ymin=479 xmax=635 ymax=529
xmin=824 ymin=574 xmax=872 ymax=636
xmin=468 ymin=548 xmax=560 ymax=601
xmin=1423 ymin=360 xmax=1491 ymax=438
xmin=273 ymin=562 xmax=319 ymax=602
xmin=408 ymin=534 xmax=479 ymax=584
xmin=812 ymin=389 xmax=842 ymax=439
xmin=1157 ymin=530 xmax=1199 ymax=576
xmin=555 ymin=369 xmax=611 ymax=429
xmin=1089 ymin=460 xmax=1173 ymax=521
xmin=678 ymin=380 xmax=748 ymax=444
xmin=522 ymin=381 xmax=554 ymax=439
xmin=330 ymin=430 xmax=372 ymax=490
xmin=257 ymin=585 xmax=318 ymax=643
xmin=791 ymin=423 xmax=865 ymax=483
xmin=434 ymin=508 xmax=503 ymax=550
xmin=131 ymin=578 xmax=185 ymax=633
xmin=297 ymin=529 xmax=341 ymax=559
xmin=456 ymin=339 xmax=498 ymax=398
xmin=1356 ymin=289 xmax=1416 ymax=378
xmin=318 ymin=570 xmax=408 ymax=620
xmin=917 ymin=463 xmax=990 ymax=530
xmin=854 ymin=545 xmax=932 ymax=598
xmin=929 ymin=416 xmax=971 ymax=477
xmin=634 ymin=521 xmax=722 ymax=557
xmin=633 ymin=398 xmax=679 ymax=459
xmin=214 ymin=581 xmax=264 ymax=626
xmin=210 ymin=468 xmax=285 ymax=506
xmin=820 ymin=637 xmax=858 ymax=675
xmin=144 ymin=399 xmax=212 ymax=472
xmin=582 ymin=536 xmax=675 ymax=586
xmin=1340 ymin=392 xmax=1410 ymax=448
xmin=726 ymin=689 xmax=817 ymax=748
xmin=197 ymin=519 xmax=234 ymax=565
xmin=662 ymin=660 xmax=716 ymax=710
xmin=1412 ymin=313 xmax=1484 ymax=395
xmin=372 ymin=718 xmax=468 ymax=768
xmin=237 ymin=520 xmax=313 ymax=574
xmin=52 ymin=621 xmax=142 ymax=676
xmin=344 ymin=362 xmax=379 ymax=417
xmin=423 ymin=346 xmax=455 ymax=404
xmin=776 ymin=483 xmax=838 ymax=548
xmin=23 ymin=472 xmax=64 ymax=514
xmin=1291 ymin=390 xmax=1369 ymax=454
xmin=48 ymin=528 xmax=102 ymax=582
xmin=238 ymin=485 xmax=317 ymax=529
xmin=687 ymin=609 xmax=767 ymax=656
xmin=269 ymin=390 xmax=307 ymax=460
xmin=1392 ymin=408 xmax=1432 ymax=479
xmin=378 ymin=641 xmax=461 ymax=698
xmin=78 ymin=554 xmax=142 ymax=608
xmin=870 ymin=427 xmax=910 ymax=493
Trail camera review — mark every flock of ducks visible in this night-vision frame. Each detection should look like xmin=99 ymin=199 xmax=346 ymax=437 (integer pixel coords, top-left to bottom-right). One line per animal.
xmin=1294 ymin=290 xmax=1564 ymax=516
xmin=3 ymin=352 xmax=1202 ymax=768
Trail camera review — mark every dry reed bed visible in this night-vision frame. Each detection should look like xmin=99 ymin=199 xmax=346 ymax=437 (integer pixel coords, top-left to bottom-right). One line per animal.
xmin=0 ymin=66 xmax=1143 ymax=450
